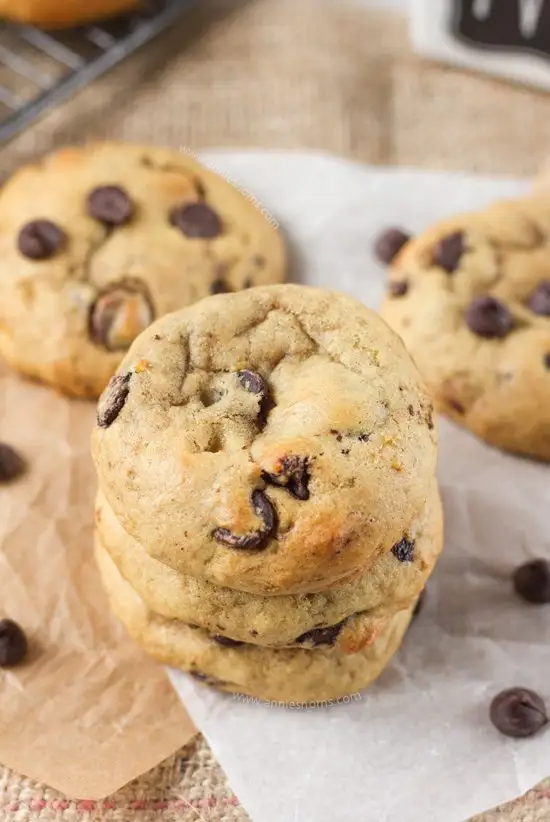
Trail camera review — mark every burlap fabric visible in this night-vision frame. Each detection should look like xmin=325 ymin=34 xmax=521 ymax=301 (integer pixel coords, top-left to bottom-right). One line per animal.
xmin=1 ymin=0 xmax=549 ymax=819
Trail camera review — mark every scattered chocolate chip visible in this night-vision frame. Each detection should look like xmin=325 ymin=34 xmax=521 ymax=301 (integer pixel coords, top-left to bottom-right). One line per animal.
xmin=490 ymin=688 xmax=548 ymax=738
xmin=545 ymin=353 xmax=550 ymax=369
xmin=392 ymin=538 xmax=415 ymax=563
xmin=266 ymin=455 xmax=310 ymax=501
xmin=388 ymin=280 xmax=409 ymax=297
xmin=0 ymin=443 xmax=26 ymax=483
xmin=97 ymin=373 xmax=131 ymax=428
xmin=413 ymin=589 xmax=426 ymax=618
xmin=465 ymin=296 xmax=514 ymax=339
xmin=212 ymin=635 xmax=245 ymax=648
xmin=527 ymin=281 xmax=550 ymax=316
xmin=0 ymin=619 xmax=28 ymax=667
xmin=210 ymin=279 xmax=229 ymax=295
xmin=18 ymin=220 xmax=66 ymax=260
xmin=89 ymin=284 xmax=154 ymax=351
xmin=296 ymin=619 xmax=347 ymax=647
xmin=433 ymin=231 xmax=465 ymax=273
xmin=87 ymin=186 xmax=134 ymax=226
xmin=213 ymin=489 xmax=277 ymax=549
xmin=330 ymin=430 xmax=343 ymax=442
xmin=513 ymin=559 xmax=550 ymax=604
xmin=170 ymin=202 xmax=222 ymax=238
xmin=374 ymin=227 xmax=411 ymax=265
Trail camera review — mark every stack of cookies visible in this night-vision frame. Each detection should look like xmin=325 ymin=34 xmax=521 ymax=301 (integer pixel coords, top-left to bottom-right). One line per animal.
xmin=92 ymin=285 xmax=443 ymax=703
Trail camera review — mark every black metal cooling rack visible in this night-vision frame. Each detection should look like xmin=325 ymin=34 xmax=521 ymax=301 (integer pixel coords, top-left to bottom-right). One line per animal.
xmin=0 ymin=0 xmax=197 ymax=145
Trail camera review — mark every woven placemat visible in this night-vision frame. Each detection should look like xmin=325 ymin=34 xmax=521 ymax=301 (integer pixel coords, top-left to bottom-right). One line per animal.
xmin=2 ymin=0 xmax=550 ymax=818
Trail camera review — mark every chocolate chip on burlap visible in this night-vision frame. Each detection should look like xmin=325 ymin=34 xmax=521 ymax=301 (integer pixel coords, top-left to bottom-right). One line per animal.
xmin=170 ymin=203 xmax=222 ymax=238
xmin=513 ymin=559 xmax=550 ymax=604
xmin=374 ymin=227 xmax=411 ymax=264
xmin=0 ymin=619 xmax=28 ymax=667
xmin=490 ymin=688 xmax=548 ymax=738
xmin=97 ymin=373 xmax=131 ymax=428
xmin=87 ymin=186 xmax=134 ymax=226
xmin=433 ymin=231 xmax=465 ymax=273
xmin=0 ymin=443 xmax=26 ymax=483
xmin=18 ymin=220 xmax=66 ymax=260
xmin=465 ymin=296 xmax=514 ymax=339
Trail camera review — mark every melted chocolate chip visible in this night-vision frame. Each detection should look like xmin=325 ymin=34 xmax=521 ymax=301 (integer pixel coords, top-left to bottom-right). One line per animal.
xmin=374 ymin=227 xmax=411 ymax=265
xmin=490 ymin=688 xmax=548 ymax=738
xmin=210 ymin=279 xmax=229 ymax=295
xmin=434 ymin=231 xmax=466 ymax=273
xmin=18 ymin=220 xmax=66 ymax=260
xmin=392 ymin=538 xmax=415 ymax=563
xmin=87 ymin=186 xmax=134 ymax=226
xmin=170 ymin=203 xmax=222 ymax=238
xmin=213 ymin=489 xmax=277 ymax=549
xmin=265 ymin=455 xmax=310 ymax=501
xmin=89 ymin=284 xmax=154 ymax=351
xmin=513 ymin=559 xmax=550 ymax=604
xmin=212 ymin=635 xmax=245 ymax=648
xmin=0 ymin=619 xmax=28 ymax=667
xmin=296 ymin=619 xmax=347 ymax=647
xmin=97 ymin=373 xmax=131 ymax=428
xmin=388 ymin=280 xmax=409 ymax=297
xmin=0 ymin=444 xmax=26 ymax=483
xmin=527 ymin=281 xmax=550 ymax=316
xmin=465 ymin=296 xmax=514 ymax=339
xmin=237 ymin=370 xmax=273 ymax=424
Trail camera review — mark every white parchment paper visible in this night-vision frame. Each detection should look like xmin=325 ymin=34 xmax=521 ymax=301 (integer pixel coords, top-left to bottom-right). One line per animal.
xmin=169 ymin=151 xmax=550 ymax=822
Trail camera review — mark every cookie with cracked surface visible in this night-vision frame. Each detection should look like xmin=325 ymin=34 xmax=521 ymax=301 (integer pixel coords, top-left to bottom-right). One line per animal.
xmin=0 ymin=0 xmax=137 ymax=28
xmin=95 ymin=482 xmax=442 ymax=646
xmin=380 ymin=198 xmax=550 ymax=460
xmin=92 ymin=284 xmax=437 ymax=595
xmin=0 ymin=143 xmax=285 ymax=398
xmin=96 ymin=544 xmax=414 ymax=703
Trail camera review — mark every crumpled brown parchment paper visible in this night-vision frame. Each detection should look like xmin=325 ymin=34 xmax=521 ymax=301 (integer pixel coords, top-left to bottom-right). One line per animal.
xmin=0 ymin=361 xmax=195 ymax=798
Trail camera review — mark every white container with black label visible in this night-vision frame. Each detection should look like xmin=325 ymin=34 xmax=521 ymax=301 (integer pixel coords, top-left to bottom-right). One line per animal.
xmin=410 ymin=0 xmax=550 ymax=90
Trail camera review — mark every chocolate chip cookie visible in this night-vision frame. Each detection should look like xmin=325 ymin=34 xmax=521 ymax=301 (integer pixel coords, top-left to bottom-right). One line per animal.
xmin=0 ymin=143 xmax=285 ymax=398
xmin=95 ymin=482 xmax=442 ymax=646
xmin=96 ymin=544 xmax=414 ymax=703
xmin=0 ymin=0 xmax=137 ymax=27
xmin=380 ymin=198 xmax=550 ymax=460
xmin=92 ymin=285 xmax=437 ymax=595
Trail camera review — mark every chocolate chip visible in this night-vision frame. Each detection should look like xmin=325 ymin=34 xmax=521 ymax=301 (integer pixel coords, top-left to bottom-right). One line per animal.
xmin=87 ymin=186 xmax=134 ymax=226
xmin=465 ymin=296 xmax=514 ymax=339
xmin=296 ymin=619 xmax=347 ymax=647
xmin=374 ymin=227 xmax=411 ymax=265
xmin=18 ymin=220 xmax=66 ymax=260
xmin=413 ymin=589 xmax=426 ymax=618
xmin=97 ymin=373 xmax=131 ymax=428
xmin=513 ymin=559 xmax=550 ymax=604
xmin=89 ymin=284 xmax=154 ymax=351
xmin=213 ymin=489 xmax=277 ymax=549
xmin=448 ymin=397 xmax=465 ymax=414
xmin=210 ymin=279 xmax=229 ymax=295
xmin=490 ymin=688 xmax=548 ymax=738
xmin=425 ymin=405 xmax=435 ymax=430
xmin=0 ymin=619 xmax=28 ymax=667
xmin=433 ymin=231 xmax=465 ymax=273
xmin=170 ymin=203 xmax=222 ymax=238
xmin=392 ymin=538 xmax=415 ymax=563
xmin=408 ymin=405 xmax=414 ymax=416
xmin=388 ymin=280 xmax=409 ymax=297
xmin=357 ymin=433 xmax=370 ymax=442
xmin=0 ymin=443 xmax=26 ymax=483
xmin=237 ymin=369 xmax=273 ymax=424
xmin=212 ymin=635 xmax=245 ymax=648
xmin=266 ymin=455 xmax=310 ymax=501
xmin=527 ymin=281 xmax=550 ymax=316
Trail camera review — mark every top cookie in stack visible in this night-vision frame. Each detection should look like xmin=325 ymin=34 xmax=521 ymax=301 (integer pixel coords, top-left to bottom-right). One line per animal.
xmin=92 ymin=284 xmax=437 ymax=596
xmin=0 ymin=143 xmax=285 ymax=398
